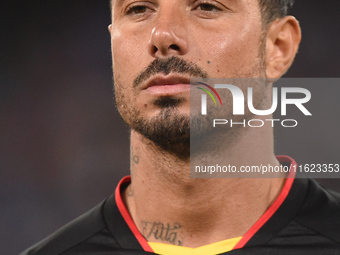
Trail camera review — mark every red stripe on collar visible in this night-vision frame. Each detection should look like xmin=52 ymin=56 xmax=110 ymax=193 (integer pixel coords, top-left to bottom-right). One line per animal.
xmin=115 ymin=176 xmax=154 ymax=252
xmin=233 ymin=155 xmax=297 ymax=249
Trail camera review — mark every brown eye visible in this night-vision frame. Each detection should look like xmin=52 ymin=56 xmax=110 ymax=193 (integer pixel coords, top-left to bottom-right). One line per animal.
xmin=198 ymin=3 xmax=221 ymax=12
xmin=127 ymin=6 xmax=147 ymax=15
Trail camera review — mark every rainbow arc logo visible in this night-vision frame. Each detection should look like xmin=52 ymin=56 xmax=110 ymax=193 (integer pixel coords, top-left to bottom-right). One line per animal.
xmin=196 ymin=82 xmax=222 ymax=106
xmin=195 ymin=82 xmax=222 ymax=114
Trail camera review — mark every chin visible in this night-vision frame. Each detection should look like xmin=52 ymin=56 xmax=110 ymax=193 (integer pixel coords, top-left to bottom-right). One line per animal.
xmin=131 ymin=105 xmax=190 ymax=158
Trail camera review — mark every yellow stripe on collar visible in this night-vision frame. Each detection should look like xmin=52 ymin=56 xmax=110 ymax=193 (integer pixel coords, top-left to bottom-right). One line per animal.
xmin=148 ymin=236 xmax=242 ymax=255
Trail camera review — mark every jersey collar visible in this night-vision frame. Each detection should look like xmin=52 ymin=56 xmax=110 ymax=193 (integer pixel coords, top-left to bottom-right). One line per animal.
xmin=104 ymin=155 xmax=307 ymax=252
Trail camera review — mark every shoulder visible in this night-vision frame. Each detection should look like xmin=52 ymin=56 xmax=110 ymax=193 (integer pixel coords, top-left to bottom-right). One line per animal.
xmin=20 ymin=198 xmax=119 ymax=255
xmin=294 ymin=178 xmax=340 ymax=244
xmin=236 ymin=178 xmax=340 ymax=254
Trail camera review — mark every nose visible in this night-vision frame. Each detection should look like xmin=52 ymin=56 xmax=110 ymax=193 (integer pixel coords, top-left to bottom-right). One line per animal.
xmin=148 ymin=9 xmax=188 ymax=58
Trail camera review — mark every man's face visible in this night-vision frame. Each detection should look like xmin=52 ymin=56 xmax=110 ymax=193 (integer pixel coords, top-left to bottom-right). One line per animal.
xmin=110 ymin=0 xmax=266 ymax=154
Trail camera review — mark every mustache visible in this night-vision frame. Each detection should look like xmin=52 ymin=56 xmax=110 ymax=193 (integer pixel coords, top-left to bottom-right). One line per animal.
xmin=133 ymin=56 xmax=208 ymax=88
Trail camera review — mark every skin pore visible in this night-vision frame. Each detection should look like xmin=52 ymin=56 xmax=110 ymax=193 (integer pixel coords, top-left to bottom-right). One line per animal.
xmin=110 ymin=0 xmax=301 ymax=248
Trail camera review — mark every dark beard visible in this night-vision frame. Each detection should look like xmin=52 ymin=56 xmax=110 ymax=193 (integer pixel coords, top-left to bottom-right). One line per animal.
xmin=114 ymin=41 xmax=267 ymax=158
xmin=124 ymin=56 xmax=209 ymax=159
xmin=131 ymin=97 xmax=190 ymax=159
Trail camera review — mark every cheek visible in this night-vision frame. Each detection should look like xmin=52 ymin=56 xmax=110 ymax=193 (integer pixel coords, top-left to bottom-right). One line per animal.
xmin=111 ymin=27 xmax=148 ymax=84
xmin=112 ymin=40 xmax=135 ymax=82
xmin=213 ymin=37 xmax=259 ymax=73
xmin=111 ymin=30 xmax=137 ymax=118
xmin=190 ymin=23 xmax=262 ymax=77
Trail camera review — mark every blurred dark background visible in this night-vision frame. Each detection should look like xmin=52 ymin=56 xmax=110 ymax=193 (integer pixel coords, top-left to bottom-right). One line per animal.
xmin=1 ymin=1 xmax=339 ymax=254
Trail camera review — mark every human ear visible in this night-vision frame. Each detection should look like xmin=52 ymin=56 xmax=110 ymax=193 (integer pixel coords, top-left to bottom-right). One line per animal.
xmin=265 ymin=16 xmax=302 ymax=79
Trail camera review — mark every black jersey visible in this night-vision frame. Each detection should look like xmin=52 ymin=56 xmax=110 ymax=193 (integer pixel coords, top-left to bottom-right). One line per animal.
xmin=21 ymin=156 xmax=340 ymax=255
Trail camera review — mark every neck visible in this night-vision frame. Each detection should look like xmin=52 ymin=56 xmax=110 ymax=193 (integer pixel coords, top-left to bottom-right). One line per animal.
xmin=124 ymin=121 xmax=285 ymax=248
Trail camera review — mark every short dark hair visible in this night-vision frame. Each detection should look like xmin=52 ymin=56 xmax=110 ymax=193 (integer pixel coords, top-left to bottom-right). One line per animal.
xmin=260 ymin=0 xmax=295 ymax=24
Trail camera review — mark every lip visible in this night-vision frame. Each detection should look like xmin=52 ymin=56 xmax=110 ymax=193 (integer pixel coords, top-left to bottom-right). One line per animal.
xmin=141 ymin=75 xmax=191 ymax=95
